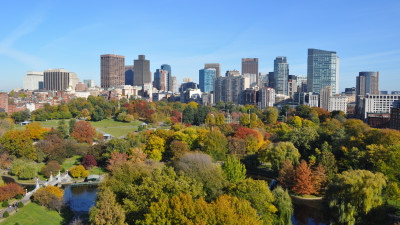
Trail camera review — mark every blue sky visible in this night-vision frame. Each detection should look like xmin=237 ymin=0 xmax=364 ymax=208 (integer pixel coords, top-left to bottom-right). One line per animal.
xmin=0 ymin=0 xmax=399 ymax=92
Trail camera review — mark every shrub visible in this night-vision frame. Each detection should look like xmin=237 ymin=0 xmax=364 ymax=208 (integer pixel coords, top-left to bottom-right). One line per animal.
xmin=70 ymin=165 xmax=89 ymax=178
xmin=82 ymin=155 xmax=97 ymax=169
xmin=2 ymin=200 xmax=8 ymax=207
xmin=16 ymin=194 xmax=22 ymax=199
xmin=41 ymin=160 xmax=62 ymax=178
xmin=3 ymin=211 xmax=9 ymax=218
xmin=17 ymin=202 xmax=24 ymax=208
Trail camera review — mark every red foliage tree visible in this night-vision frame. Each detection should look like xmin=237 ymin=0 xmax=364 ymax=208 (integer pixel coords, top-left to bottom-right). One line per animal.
xmin=0 ymin=183 xmax=25 ymax=201
xmin=134 ymin=100 xmax=150 ymax=118
xmin=312 ymin=164 xmax=327 ymax=195
xmin=107 ymin=152 xmax=128 ymax=171
xmin=278 ymin=159 xmax=296 ymax=189
xmin=71 ymin=121 xmax=96 ymax=144
xmin=234 ymin=127 xmax=259 ymax=139
xmin=170 ymin=110 xmax=182 ymax=124
xmin=292 ymin=160 xmax=316 ymax=195
xmin=82 ymin=154 xmax=97 ymax=169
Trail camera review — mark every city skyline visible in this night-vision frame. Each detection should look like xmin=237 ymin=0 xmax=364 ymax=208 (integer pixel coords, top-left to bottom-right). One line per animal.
xmin=0 ymin=1 xmax=400 ymax=91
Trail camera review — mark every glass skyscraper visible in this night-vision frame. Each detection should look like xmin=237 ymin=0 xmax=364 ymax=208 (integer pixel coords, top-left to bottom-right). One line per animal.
xmin=161 ymin=64 xmax=171 ymax=91
xmin=307 ymin=49 xmax=339 ymax=94
xmin=356 ymin=71 xmax=379 ymax=96
xmin=199 ymin=68 xmax=216 ymax=93
xmin=274 ymin=57 xmax=289 ymax=95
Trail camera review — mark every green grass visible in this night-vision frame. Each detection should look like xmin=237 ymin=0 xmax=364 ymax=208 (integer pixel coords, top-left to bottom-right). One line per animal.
xmin=1 ymin=203 xmax=69 ymax=225
xmin=97 ymin=126 xmax=138 ymax=137
xmin=90 ymin=166 xmax=107 ymax=175
xmin=90 ymin=119 xmax=142 ymax=128
xmin=62 ymin=155 xmax=82 ymax=171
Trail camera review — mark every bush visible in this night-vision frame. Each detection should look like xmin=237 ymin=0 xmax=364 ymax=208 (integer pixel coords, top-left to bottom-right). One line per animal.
xmin=17 ymin=202 xmax=24 ymax=208
xmin=3 ymin=211 xmax=9 ymax=218
xmin=2 ymin=200 xmax=8 ymax=207
xmin=16 ymin=194 xmax=22 ymax=199
xmin=41 ymin=160 xmax=62 ymax=178
xmin=70 ymin=165 xmax=89 ymax=178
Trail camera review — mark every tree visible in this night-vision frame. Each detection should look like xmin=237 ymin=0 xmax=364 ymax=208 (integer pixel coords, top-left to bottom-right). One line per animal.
xmin=25 ymin=122 xmax=49 ymax=140
xmin=227 ymin=137 xmax=246 ymax=156
xmin=202 ymin=130 xmax=228 ymax=161
xmin=71 ymin=121 xmax=96 ymax=144
xmin=0 ymin=152 xmax=13 ymax=169
xmin=182 ymin=106 xmax=195 ymax=124
xmin=144 ymin=134 xmax=165 ymax=161
xmin=69 ymin=119 xmax=76 ymax=134
xmin=289 ymin=127 xmax=319 ymax=158
xmin=295 ymin=105 xmax=311 ymax=118
xmin=259 ymin=142 xmax=300 ymax=174
xmin=367 ymin=144 xmax=400 ymax=182
xmin=92 ymin=106 xmax=106 ymax=121
xmin=278 ymin=160 xmax=295 ymax=190
xmin=222 ymin=156 xmax=246 ymax=184
xmin=33 ymin=186 xmax=64 ymax=208
xmin=36 ymin=133 xmax=66 ymax=163
xmin=57 ymin=119 xmax=69 ymax=138
xmin=165 ymin=140 xmax=189 ymax=161
xmin=229 ymin=178 xmax=277 ymax=224
xmin=272 ymin=186 xmax=293 ymax=225
xmin=41 ymin=161 xmax=62 ymax=178
xmin=89 ymin=187 xmax=127 ymax=225
xmin=326 ymin=170 xmax=387 ymax=225
xmin=292 ymin=160 xmax=316 ymax=195
xmin=263 ymin=107 xmax=279 ymax=125
xmin=81 ymin=108 xmax=90 ymax=118
xmin=312 ymin=164 xmax=326 ymax=195
xmin=0 ymin=183 xmax=24 ymax=201
xmin=205 ymin=113 xmax=215 ymax=126
xmin=11 ymin=109 xmax=30 ymax=123
xmin=318 ymin=149 xmax=338 ymax=182
xmin=215 ymin=113 xmax=225 ymax=125
xmin=174 ymin=152 xmax=227 ymax=201
xmin=0 ymin=118 xmax=15 ymax=136
xmin=82 ymin=155 xmax=97 ymax=169
xmin=69 ymin=165 xmax=89 ymax=178
xmin=0 ymin=130 xmax=37 ymax=160
xmin=107 ymin=152 xmax=128 ymax=171
xmin=142 ymin=194 xmax=262 ymax=225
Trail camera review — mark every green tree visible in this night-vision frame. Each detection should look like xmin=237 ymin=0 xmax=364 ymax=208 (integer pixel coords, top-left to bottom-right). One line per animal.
xmin=263 ymin=107 xmax=279 ymax=125
xmin=182 ymin=106 xmax=195 ymax=124
xmin=259 ymin=142 xmax=300 ymax=174
xmin=289 ymin=127 xmax=319 ymax=158
xmin=19 ymin=162 xmax=38 ymax=179
xmin=215 ymin=113 xmax=225 ymax=125
xmin=57 ymin=119 xmax=69 ymax=138
xmin=326 ymin=170 xmax=387 ymax=225
xmin=69 ymin=119 xmax=76 ymax=134
xmin=317 ymin=148 xmax=338 ymax=182
xmin=272 ymin=186 xmax=293 ymax=225
xmin=202 ymin=130 xmax=228 ymax=161
xmin=89 ymin=187 xmax=127 ymax=225
xmin=222 ymin=156 xmax=246 ymax=184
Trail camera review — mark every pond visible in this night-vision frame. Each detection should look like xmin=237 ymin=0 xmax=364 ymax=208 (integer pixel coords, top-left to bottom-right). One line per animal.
xmin=291 ymin=202 xmax=328 ymax=225
xmin=63 ymin=184 xmax=98 ymax=215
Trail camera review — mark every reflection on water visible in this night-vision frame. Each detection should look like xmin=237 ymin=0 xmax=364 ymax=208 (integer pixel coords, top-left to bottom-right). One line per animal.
xmin=1 ymin=175 xmax=35 ymax=191
xmin=291 ymin=202 xmax=328 ymax=225
xmin=63 ymin=184 xmax=98 ymax=213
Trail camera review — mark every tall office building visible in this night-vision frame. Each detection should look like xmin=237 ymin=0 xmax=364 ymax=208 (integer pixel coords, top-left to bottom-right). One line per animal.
xmin=83 ymin=80 xmax=95 ymax=88
xmin=320 ymin=86 xmax=332 ymax=111
xmin=153 ymin=69 xmax=168 ymax=91
xmin=307 ymin=49 xmax=339 ymax=94
xmin=356 ymin=72 xmax=379 ymax=96
xmin=199 ymin=68 xmax=216 ymax=93
xmin=0 ymin=93 xmax=8 ymax=113
xmin=43 ymin=69 xmax=70 ymax=91
xmin=214 ymin=76 xmax=249 ymax=104
xmin=23 ymin=71 xmax=44 ymax=90
xmin=125 ymin=65 xmax=134 ymax=86
xmin=171 ymin=76 xmax=178 ymax=93
xmin=161 ymin=64 xmax=171 ymax=91
xmin=205 ymin=63 xmax=221 ymax=78
xmin=133 ymin=55 xmax=151 ymax=86
xmin=100 ymin=54 xmax=125 ymax=89
xmin=274 ymin=57 xmax=289 ymax=95
xmin=288 ymin=75 xmax=297 ymax=97
xmin=242 ymin=58 xmax=259 ymax=75
xmin=258 ymin=87 xmax=275 ymax=109
xmin=226 ymin=70 xmax=240 ymax=77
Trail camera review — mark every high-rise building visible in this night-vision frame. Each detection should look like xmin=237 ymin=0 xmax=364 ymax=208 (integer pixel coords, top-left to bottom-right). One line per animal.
xmin=83 ymin=80 xmax=95 ymax=88
xmin=268 ymin=72 xmax=275 ymax=88
xmin=296 ymin=75 xmax=307 ymax=92
xmin=44 ymin=69 xmax=70 ymax=91
xmin=161 ymin=64 xmax=171 ymax=91
xmin=362 ymin=94 xmax=400 ymax=120
xmin=125 ymin=65 xmax=134 ymax=86
xmin=23 ymin=71 xmax=44 ymax=90
xmin=307 ymin=49 xmax=339 ymax=94
xmin=153 ymin=69 xmax=168 ymax=91
xmin=199 ymin=68 xmax=216 ymax=93
xmin=69 ymin=72 xmax=80 ymax=89
xmin=226 ymin=70 xmax=240 ymax=77
xmin=204 ymin=63 xmax=221 ymax=78
xmin=100 ymin=54 xmax=125 ymax=89
xmin=320 ymin=86 xmax=332 ymax=111
xmin=171 ymin=76 xmax=178 ymax=93
xmin=214 ymin=76 xmax=249 ymax=105
xmin=356 ymin=72 xmax=379 ymax=96
xmin=288 ymin=75 xmax=297 ymax=97
xmin=243 ymin=73 xmax=258 ymax=88
xmin=242 ymin=58 xmax=258 ymax=76
xmin=274 ymin=57 xmax=289 ymax=95
xmin=0 ymin=93 xmax=8 ymax=113
xmin=258 ymin=87 xmax=275 ymax=109
xmin=390 ymin=100 xmax=400 ymax=130
xmin=133 ymin=55 xmax=151 ymax=86
xmin=329 ymin=96 xmax=348 ymax=113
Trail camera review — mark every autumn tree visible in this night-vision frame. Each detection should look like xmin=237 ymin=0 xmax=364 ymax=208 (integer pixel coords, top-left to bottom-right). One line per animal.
xmin=312 ymin=164 xmax=327 ymax=195
xmin=0 ymin=152 xmax=13 ymax=169
xmin=272 ymin=186 xmax=293 ymax=225
xmin=71 ymin=121 xmax=96 ymax=144
xmin=36 ymin=133 xmax=66 ymax=163
xmin=82 ymin=155 xmax=97 ymax=169
xmin=205 ymin=113 xmax=215 ymax=126
xmin=0 ymin=130 xmax=37 ymax=160
xmin=89 ymin=187 xmax=127 ymax=225
xmin=144 ymin=134 xmax=165 ymax=161
xmin=222 ymin=156 xmax=246 ymax=184
xmin=69 ymin=165 xmax=89 ymax=178
xmin=227 ymin=136 xmax=246 ymax=156
xmin=215 ymin=113 xmax=225 ymax=125
xmin=263 ymin=107 xmax=279 ymax=125
xmin=326 ymin=170 xmax=387 ymax=225
xmin=33 ymin=186 xmax=64 ymax=208
xmin=107 ymin=152 xmax=128 ymax=171
xmin=278 ymin=160 xmax=295 ymax=190
xmin=41 ymin=160 xmax=62 ymax=178
xmin=25 ymin=122 xmax=49 ymax=140
xmin=259 ymin=142 xmax=300 ymax=174
xmin=289 ymin=127 xmax=319 ymax=158
xmin=292 ymin=160 xmax=316 ymax=195
xmin=202 ymin=130 xmax=228 ymax=161
xmin=0 ymin=183 xmax=24 ymax=201
xmin=165 ymin=140 xmax=189 ymax=161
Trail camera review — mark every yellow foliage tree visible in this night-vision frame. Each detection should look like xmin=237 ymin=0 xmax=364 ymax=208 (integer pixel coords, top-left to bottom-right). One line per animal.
xmin=70 ymin=165 xmax=89 ymax=178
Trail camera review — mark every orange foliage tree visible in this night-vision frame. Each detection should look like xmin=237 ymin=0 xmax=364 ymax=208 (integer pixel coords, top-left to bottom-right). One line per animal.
xmin=0 ymin=183 xmax=25 ymax=201
xmin=25 ymin=122 xmax=50 ymax=140
xmin=33 ymin=186 xmax=64 ymax=207
xmin=71 ymin=121 xmax=96 ymax=144
xmin=292 ymin=160 xmax=316 ymax=195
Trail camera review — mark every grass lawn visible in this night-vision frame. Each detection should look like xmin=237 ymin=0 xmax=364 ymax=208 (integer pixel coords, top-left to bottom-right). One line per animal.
xmin=1 ymin=203 xmax=69 ymax=225
xmin=90 ymin=166 xmax=107 ymax=175
xmin=62 ymin=155 xmax=82 ymax=171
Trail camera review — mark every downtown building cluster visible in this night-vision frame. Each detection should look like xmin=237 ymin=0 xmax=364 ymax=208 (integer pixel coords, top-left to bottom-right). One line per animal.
xmin=1 ymin=49 xmax=400 ymax=130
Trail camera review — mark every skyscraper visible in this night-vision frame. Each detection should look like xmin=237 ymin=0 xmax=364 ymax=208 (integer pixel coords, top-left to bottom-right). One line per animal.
xmin=204 ymin=63 xmax=221 ymax=78
xmin=171 ymin=76 xmax=178 ymax=93
xmin=161 ymin=64 xmax=171 ymax=91
xmin=101 ymin=54 xmax=125 ymax=89
xmin=214 ymin=76 xmax=249 ymax=104
xmin=199 ymin=68 xmax=216 ymax=93
xmin=356 ymin=72 xmax=379 ymax=96
xmin=44 ymin=69 xmax=70 ymax=91
xmin=133 ymin=55 xmax=151 ymax=86
xmin=23 ymin=71 xmax=44 ymax=90
xmin=153 ymin=69 xmax=168 ymax=91
xmin=307 ymin=49 xmax=339 ymax=94
xmin=320 ymin=86 xmax=332 ymax=111
xmin=125 ymin=65 xmax=134 ymax=86
xmin=242 ymin=58 xmax=259 ymax=75
xmin=274 ymin=57 xmax=289 ymax=95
